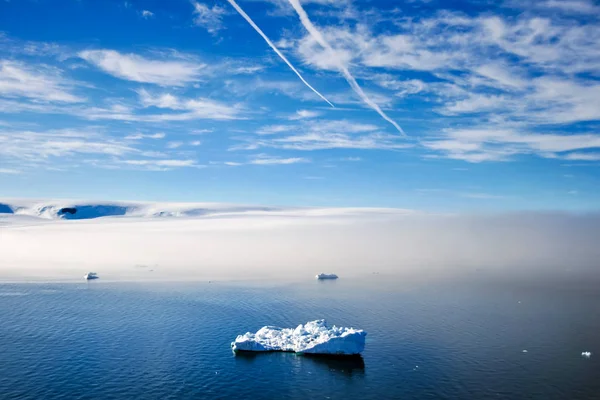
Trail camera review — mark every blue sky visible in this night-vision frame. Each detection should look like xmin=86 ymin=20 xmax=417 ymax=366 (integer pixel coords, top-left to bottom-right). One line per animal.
xmin=1 ymin=0 xmax=599 ymax=211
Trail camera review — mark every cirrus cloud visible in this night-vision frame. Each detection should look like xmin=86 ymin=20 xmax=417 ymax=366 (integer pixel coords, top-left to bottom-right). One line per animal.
xmin=79 ymin=49 xmax=206 ymax=86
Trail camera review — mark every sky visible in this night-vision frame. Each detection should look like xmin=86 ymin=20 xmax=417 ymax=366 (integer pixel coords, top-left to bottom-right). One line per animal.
xmin=1 ymin=0 xmax=599 ymax=212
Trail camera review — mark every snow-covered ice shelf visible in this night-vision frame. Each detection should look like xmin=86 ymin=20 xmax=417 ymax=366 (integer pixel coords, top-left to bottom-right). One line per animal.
xmin=231 ymin=320 xmax=366 ymax=355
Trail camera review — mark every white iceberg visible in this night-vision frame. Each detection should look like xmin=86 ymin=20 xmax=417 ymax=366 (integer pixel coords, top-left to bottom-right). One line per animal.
xmin=316 ymin=273 xmax=338 ymax=280
xmin=84 ymin=272 xmax=98 ymax=280
xmin=231 ymin=319 xmax=366 ymax=355
xmin=581 ymin=351 xmax=592 ymax=358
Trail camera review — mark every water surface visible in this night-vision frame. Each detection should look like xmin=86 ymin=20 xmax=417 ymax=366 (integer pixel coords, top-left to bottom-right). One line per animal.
xmin=0 ymin=273 xmax=598 ymax=399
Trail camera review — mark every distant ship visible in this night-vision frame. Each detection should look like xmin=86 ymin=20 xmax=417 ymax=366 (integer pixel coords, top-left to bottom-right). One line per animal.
xmin=84 ymin=272 xmax=99 ymax=280
xmin=315 ymin=273 xmax=338 ymax=280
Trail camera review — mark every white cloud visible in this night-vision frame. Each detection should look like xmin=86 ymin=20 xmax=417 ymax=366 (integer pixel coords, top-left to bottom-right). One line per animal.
xmin=249 ymin=154 xmax=308 ymax=165
xmin=0 ymin=128 xmax=136 ymax=162
xmin=562 ymin=152 xmax=600 ymax=161
xmin=250 ymin=0 xmax=351 ymax=17
xmin=125 ymin=132 xmax=165 ymax=140
xmin=269 ymin=132 xmax=411 ymax=151
xmin=289 ymin=109 xmax=321 ymax=120
xmin=442 ymin=94 xmax=509 ymax=115
xmin=231 ymin=65 xmax=264 ymax=74
xmin=253 ymin=119 xmax=380 ymax=138
xmin=191 ymin=129 xmax=213 ymax=135
xmin=137 ymin=91 xmax=180 ymax=109
xmin=224 ymin=78 xmax=304 ymax=100
xmin=0 ymin=168 xmax=21 ymax=174
xmin=0 ymin=127 xmax=204 ymax=172
xmin=141 ymin=10 xmax=154 ymax=19
xmin=423 ymin=128 xmax=600 ymax=163
xmin=326 ymin=90 xmax=396 ymax=109
xmin=166 ymin=141 xmax=184 ymax=149
xmin=372 ymin=75 xmax=426 ymax=97
xmin=192 ymin=2 xmax=227 ymax=34
xmin=3 ymin=4 xmax=599 ymax=174
xmin=233 ymin=119 xmax=411 ymax=151
xmin=190 ymin=140 xmax=202 ymax=146
xmin=140 ymin=151 xmax=167 ymax=157
xmin=473 ymin=64 xmax=528 ymax=90
xmin=532 ymin=0 xmax=600 ymax=14
xmin=0 ymin=35 xmax=69 ymax=59
xmin=0 ymin=61 xmax=84 ymax=103
xmin=316 ymin=120 xmax=380 ymax=133
xmin=436 ymin=76 xmax=600 ymax=125
xmin=135 ymin=89 xmax=243 ymax=120
xmin=219 ymin=155 xmax=307 ymax=166
xmin=527 ymin=78 xmax=600 ymax=124
xmin=123 ymin=159 xmax=198 ymax=168
xmin=79 ymin=50 xmax=205 ymax=86
xmin=256 ymin=124 xmax=290 ymax=135
xmin=287 ymin=10 xmax=600 ymax=134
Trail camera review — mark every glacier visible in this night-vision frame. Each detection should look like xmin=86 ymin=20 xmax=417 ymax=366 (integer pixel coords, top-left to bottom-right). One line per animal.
xmin=231 ymin=320 xmax=366 ymax=355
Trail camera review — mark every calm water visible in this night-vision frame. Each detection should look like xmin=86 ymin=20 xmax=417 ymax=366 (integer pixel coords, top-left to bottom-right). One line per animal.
xmin=1 ymin=273 xmax=599 ymax=399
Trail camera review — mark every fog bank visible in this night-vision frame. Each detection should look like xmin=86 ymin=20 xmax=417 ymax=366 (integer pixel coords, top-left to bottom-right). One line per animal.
xmin=1 ymin=201 xmax=598 ymax=281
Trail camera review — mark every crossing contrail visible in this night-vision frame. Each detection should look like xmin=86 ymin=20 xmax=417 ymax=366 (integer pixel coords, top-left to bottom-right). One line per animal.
xmin=287 ymin=0 xmax=406 ymax=136
xmin=226 ymin=0 xmax=334 ymax=107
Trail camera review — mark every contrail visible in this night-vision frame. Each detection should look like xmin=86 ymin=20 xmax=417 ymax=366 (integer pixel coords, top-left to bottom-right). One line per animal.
xmin=225 ymin=0 xmax=334 ymax=108
xmin=286 ymin=0 xmax=406 ymax=136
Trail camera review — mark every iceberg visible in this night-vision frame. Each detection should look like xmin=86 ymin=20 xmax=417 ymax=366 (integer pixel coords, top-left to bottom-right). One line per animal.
xmin=316 ymin=273 xmax=338 ymax=280
xmin=581 ymin=351 xmax=592 ymax=358
xmin=231 ymin=319 xmax=366 ymax=355
xmin=84 ymin=272 xmax=98 ymax=280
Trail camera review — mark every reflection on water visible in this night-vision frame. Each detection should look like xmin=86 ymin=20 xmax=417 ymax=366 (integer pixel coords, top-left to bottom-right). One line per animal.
xmin=234 ymin=351 xmax=365 ymax=377
xmin=302 ymin=354 xmax=366 ymax=375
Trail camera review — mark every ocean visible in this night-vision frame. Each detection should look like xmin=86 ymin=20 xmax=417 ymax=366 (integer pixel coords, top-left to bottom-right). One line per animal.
xmin=0 ymin=272 xmax=598 ymax=399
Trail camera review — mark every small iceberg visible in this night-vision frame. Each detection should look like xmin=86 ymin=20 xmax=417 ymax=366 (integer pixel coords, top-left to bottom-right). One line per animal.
xmin=316 ymin=273 xmax=338 ymax=280
xmin=84 ymin=272 xmax=98 ymax=280
xmin=582 ymin=351 xmax=592 ymax=358
xmin=231 ymin=319 xmax=366 ymax=355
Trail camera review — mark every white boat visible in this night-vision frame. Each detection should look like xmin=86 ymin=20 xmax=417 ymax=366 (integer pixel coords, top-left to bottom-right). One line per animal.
xmin=84 ymin=272 xmax=99 ymax=280
xmin=316 ymin=273 xmax=338 ymax=280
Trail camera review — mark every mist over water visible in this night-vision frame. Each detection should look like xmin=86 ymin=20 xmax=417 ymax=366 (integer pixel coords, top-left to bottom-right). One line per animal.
xmin=1 ymin=211 xmax=599 ymax=281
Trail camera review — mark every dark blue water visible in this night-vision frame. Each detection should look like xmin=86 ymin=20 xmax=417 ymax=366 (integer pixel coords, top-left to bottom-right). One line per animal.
xmin=1 ymin=273 xmax=599 ymax=399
